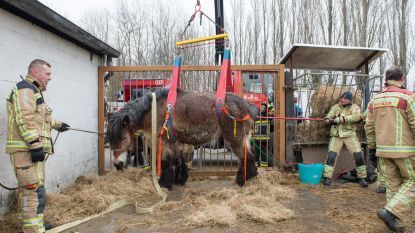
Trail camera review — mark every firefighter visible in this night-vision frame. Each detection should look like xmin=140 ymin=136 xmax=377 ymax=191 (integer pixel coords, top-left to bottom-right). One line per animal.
xmin=365 ymin=110 xmax=386 ymax=193
xmin=253 ymin=102 xmax=271 ymax=167
xmin=365 ymin=66 xmax=415 ymax=233
xmin=346 ymin=111 xmax=385 ymax=193
xmin=6 ymin=59 xmax=70 ymax=233
xmin=322 ymin=91 xmax=368 ymax=187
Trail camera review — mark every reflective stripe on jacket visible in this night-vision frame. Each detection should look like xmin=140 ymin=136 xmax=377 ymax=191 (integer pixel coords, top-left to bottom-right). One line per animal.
xmin=364 ymin=81 xmax=415 ymax=158
xmin=326 ymin=103 xmax=361 ymax=137
xmin=6 ymin=76 xmax=61 ymax=153
xmin=253 ymin=119 xmax=270 ymax=140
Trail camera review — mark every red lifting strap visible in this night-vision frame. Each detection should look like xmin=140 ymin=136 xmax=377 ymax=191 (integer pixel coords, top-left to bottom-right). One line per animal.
xmin=158 ymin=55 xmax=182 ymax=177
xmin=163 ymin=55 xmax=181 ymax=139
xmin=215 ymin=49 xmax=231 ymax=118
xmin=166 ymin=56 xmax=182 ymax=114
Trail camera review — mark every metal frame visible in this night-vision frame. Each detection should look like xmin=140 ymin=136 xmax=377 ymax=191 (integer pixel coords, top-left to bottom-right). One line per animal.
xmin=98 ymin=64 xmax=285 ymax=175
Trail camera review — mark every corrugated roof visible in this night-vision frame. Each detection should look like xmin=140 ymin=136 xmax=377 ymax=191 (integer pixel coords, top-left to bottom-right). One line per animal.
xmin=280 ymin=44 xmax=388 ymax=71
xmin=0 ymin=0 xmax=120 ymax=58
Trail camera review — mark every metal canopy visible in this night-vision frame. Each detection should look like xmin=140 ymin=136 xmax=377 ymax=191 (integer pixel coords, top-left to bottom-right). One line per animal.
xmin=280 ymin=44 xmax=388 ymax=71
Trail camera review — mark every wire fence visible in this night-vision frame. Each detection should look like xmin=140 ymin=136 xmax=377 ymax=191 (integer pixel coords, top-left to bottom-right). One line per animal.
xmin=293 ymin=72 xmax=383 ymax=146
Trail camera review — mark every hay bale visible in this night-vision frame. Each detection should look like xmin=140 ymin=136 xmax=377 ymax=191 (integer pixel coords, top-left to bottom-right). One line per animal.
xmin=230 ymin=197 xmax=294 ymax=223
xmin=45 ymin=168 xmax=160 ymax=226
xmin=296 ymin=121 xmax=330 ymax=143
xmin=0 ymin=214 xmax=20 ymax=233
xmin=186 ymin=205 xmax=237 ymax=228
xmin=183 ymin=170 xmax=296 ymax=228
xmin=297 ymin=85 xmax=363 ymax=143
xmin=309 ymin=85 xmax=361 ymax=117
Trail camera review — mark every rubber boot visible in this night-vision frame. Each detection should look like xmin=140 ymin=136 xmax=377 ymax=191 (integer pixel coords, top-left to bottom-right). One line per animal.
xmin=376 ymin=186 xmax=386 ymax=194
xmin=377 ymin=208 xmax=404 ymax=233
xmin=357 ymin=178 xmax=368 ymax=188
xmin=44 ymin=222 xmax=53 ymax=230
xmin=323 ymin=177 xmax=333 ymax=187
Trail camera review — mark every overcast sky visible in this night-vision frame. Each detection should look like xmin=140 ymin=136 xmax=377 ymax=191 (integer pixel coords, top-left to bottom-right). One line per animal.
xmin=37 ymin=0 xmax=415 ymax=87
xmin=38 ymin=0 xmax=217 ymax=25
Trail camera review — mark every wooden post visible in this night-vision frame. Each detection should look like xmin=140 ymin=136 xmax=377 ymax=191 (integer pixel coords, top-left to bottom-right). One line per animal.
xmin=278 ymin=65 xmax=286 ymax=169
xmin=151 ymin=93 xmax=157 ymax=178
xmin=98 ymin=67 xmax=105 ymax=175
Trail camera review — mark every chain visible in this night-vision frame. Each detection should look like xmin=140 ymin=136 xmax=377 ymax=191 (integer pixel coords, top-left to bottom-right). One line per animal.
xmin=180 ymin=0 xmax=225 ymax=41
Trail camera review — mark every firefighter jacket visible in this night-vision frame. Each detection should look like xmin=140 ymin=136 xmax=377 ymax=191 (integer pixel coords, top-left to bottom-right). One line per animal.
xmin=253 ymin=117 xmax=270 ymax=140
xmin=326 ymin=103 xmax=361 ymax=138
xmin=364 ymin=80 xmax=415 ymax=158
xmin=6 ymin=76 xmax=61 ymax=154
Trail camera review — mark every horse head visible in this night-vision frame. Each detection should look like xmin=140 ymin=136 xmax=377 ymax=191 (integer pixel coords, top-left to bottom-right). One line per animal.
xmin=106 ymin=111 xmax=134 ymax=170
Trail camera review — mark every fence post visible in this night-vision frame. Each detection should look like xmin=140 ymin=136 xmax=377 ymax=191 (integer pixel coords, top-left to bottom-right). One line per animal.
xmin=285 ymin=71 xmax=295 ymax=170
xmin=278 ymin=65 xmax=286 ymax=169
xmin=98 ymin=67 xmax=105 ymax=175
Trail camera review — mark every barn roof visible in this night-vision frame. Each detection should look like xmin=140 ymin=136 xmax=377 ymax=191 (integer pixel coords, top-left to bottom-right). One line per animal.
xmin=280 ymin=44 xmax=388 ymax=72
xmin=0 ymin=0 xmax=120 ymax=58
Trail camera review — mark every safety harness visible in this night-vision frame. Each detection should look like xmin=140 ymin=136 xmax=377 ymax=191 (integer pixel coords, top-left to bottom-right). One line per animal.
xmin=157 ymin=0 xmax=250 ymax=180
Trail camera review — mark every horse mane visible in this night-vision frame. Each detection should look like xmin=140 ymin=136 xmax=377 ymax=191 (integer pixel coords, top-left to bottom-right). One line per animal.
xmin=225 ymin=93 xmax=259 ymax=119
xmin=106 ymin=87 xmax=171 ymax=146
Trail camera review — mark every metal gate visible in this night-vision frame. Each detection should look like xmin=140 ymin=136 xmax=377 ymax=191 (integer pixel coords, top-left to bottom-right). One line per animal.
xmin=97 ymin=65 xmax=285 ymax=175
xmin=287 ymin=72 xmax=383 ymax=172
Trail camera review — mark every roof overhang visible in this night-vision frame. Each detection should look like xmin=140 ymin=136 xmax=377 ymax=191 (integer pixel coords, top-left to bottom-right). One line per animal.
xmin=280 ymin=44 xmax=388 ymax=71
xmin=0 ymin=0 xmax=120 ymax=58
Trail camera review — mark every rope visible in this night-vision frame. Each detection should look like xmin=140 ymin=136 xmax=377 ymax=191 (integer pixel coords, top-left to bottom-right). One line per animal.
xmin=68 ymin=128 xmax=104 ymax=136
xmin=260 ymin=116 xmax=324 ymax=121
xmin=243 ymin=126 xmax=247 ymax=181
xmin=0 ymin=79 xmax=16 ymax=83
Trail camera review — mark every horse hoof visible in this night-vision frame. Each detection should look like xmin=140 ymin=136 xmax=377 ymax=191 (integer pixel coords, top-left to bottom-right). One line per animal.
xmin=236 ymin=178 xmax=245 ymax=186
xmin=158 ymin=180 xmax=173 ymax=190
xmin=176 ymin=177 xmax=187 ymax=185
xmin=114 ymin=161 xmax=124 ymax=171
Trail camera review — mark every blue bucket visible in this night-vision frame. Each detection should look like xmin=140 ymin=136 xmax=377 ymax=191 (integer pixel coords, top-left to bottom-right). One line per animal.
xmin=298 ymin=163 xmax=324 ymax=185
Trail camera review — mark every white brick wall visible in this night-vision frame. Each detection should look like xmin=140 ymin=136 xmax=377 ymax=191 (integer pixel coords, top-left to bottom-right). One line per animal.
xmin=0 ymin=9 xmax=103 ymax=214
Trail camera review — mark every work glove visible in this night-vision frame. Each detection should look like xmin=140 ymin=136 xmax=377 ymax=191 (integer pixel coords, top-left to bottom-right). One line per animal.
xmin=323 ymin=116 xmax=332 ymax=124
xmin=369 ymin=148 xmax=376 ymax=158
xmin=57 ymin=122 xmax=70 ymax=132
xmin=333 ymin=117 xmax=344 ymax=125
xmin=31 ymin=147 xmax=45 ymax=163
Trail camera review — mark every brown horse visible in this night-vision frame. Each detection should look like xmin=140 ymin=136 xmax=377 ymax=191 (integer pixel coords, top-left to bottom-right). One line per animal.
xmin=106 ymin=87 xmax=259 ymax=188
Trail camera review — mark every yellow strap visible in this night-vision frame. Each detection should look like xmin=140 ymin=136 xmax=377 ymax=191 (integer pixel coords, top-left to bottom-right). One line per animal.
xmin=163 ymin=126 xmax=170 ymax=140
xmin=233 ymin=120 xmax=236 ymax=137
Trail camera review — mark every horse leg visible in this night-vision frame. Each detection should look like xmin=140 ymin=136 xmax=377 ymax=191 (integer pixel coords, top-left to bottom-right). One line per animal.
xmin=158 ymin=158 xmax=175 ymax=190
xmin=246 ymin=149 xmax=258 ymax=179
xmin=225 ymin=132 xmax=258 ymax=186
xmin=175 ymin=156 xmax=188 ymax=185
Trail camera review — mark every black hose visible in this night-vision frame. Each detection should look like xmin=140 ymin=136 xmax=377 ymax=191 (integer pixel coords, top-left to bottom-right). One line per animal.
xmin=0 ymin=182 xmax=18 ymax=191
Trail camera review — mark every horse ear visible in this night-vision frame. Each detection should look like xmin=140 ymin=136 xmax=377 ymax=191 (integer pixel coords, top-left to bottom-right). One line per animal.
xmin=107 ymin=112 xmax=114 ymax=120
